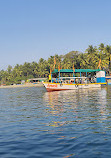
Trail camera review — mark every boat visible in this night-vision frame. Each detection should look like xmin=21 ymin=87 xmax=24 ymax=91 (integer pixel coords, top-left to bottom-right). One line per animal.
xmin=106 ymin=76 xmax=111 ymax=85
xmin=42 ymin=69 xmax=106 ymax=92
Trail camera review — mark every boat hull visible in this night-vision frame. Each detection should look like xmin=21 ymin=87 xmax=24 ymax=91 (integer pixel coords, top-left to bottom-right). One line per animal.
xmin=42 ymin=82 xmax=106 ymax=92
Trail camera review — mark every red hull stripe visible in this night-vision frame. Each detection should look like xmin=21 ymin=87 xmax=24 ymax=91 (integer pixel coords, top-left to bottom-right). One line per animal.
xmin=46 ymin=88 xmax=70 ymax=92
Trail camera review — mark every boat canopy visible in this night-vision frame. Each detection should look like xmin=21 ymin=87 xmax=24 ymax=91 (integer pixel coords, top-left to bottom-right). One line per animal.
xmin=52 ymin=69 xmax=101 ymax=73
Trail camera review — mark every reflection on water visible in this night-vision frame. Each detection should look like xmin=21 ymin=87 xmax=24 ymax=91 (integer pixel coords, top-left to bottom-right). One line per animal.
xmin=43 ymin=88 xmax=111 ymax=147
xmin=43 ymin=88 xmax=108 ymax=120
xmin=0 ymin=87 xmax=111 ymax=157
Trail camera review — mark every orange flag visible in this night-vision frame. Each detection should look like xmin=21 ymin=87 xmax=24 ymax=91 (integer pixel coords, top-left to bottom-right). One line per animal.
xmin=54 ymin=56 xmax=56 ymax=69
xmin=58 ymin=63 xmax=60 ymax=71
xmin=98 ymin=58 xmax=101 ymax=69
xmin=54 ymin=56 xmax=56 ymax=65
xmin=50 ymin=68 xmax=52 ymax=75
xmin=73 ymin=63 xmax=75 ymax=72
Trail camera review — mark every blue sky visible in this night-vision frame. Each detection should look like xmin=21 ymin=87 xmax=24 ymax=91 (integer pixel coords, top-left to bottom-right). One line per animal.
xmin=0 ymin=0 xmax=111 ymax=70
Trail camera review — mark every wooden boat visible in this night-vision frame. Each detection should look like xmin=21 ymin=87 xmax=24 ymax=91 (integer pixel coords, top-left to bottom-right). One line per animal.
xmin=106 ymin=76 xmax=111 ymax=85
xmin=43 ymin=69 xmax=106 ymax=92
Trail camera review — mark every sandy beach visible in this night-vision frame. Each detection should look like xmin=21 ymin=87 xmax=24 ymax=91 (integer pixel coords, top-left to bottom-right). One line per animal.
xmin=0 ymin=83 xmax=44 ymax=89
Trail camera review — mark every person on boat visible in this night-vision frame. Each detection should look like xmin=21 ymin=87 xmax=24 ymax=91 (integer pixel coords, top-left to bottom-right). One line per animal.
xmin=89 ymin=77 xmax=91 ymax=82
xmin=84 ymin=78 xmax=87 ymax=84
xmin=70 ymin=79 xmax=74 ymax=84
xmin=79 ymin=79 xmax=82 ymax=84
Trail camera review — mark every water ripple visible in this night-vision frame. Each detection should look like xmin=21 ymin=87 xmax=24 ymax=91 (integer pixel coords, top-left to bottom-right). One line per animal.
xmin=0 ymin=87 xmax=111 ymax=157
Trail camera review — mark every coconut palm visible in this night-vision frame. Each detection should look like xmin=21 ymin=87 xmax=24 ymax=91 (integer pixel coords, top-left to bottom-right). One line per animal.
xmin=104 ymin=45 xmax=111 ymax=71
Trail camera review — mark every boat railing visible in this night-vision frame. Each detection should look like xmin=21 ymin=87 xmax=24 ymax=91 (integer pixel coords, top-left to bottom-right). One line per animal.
xmin=59 ymin=77 xmax=87 ymax=79
xmin=52 ymin=76 xmax=96 ymax=84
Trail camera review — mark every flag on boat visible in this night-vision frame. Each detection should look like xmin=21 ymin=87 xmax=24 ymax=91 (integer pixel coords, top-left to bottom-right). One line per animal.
xmin=98 ymin=58 xmax=101 ymax=69
xmin=54 ymin=56 xmax=56 ymax=65
xmin=58 ymin=63 xmax=61 ymax=71
xmin=54 ymin=56 xmax=56 ymax=69
xmin=73 ymin=63 xmax=75 ymax=72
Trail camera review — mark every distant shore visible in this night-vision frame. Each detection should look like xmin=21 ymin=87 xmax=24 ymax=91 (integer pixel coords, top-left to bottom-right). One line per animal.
xmin=0 ymin=83 xmax=44 ymax=89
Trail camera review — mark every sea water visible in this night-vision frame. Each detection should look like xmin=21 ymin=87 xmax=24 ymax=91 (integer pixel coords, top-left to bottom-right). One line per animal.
xmin=0 ymin=86 xmax=111 ymax=158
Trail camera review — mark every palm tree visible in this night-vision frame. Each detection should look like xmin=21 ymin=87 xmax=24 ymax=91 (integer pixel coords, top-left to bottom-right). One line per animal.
xmin=78 ymin=53 xmax=88 ymax=69
xmin=86 ymin=45 xmax=97 ymax=54
xmin=7 ymin=65 xmax=12 ymax=74
xmin=99 ymin=43 xmax=104 ymax=52
xmin=104 ymin=45 xmax=111 ymax=71
xmin=85 ymin=45 xmax=98 ymax=69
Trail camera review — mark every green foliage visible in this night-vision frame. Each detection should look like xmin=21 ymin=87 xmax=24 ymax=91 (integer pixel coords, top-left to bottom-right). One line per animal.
xmin=0 ymin=43 xmax=111 ymax=85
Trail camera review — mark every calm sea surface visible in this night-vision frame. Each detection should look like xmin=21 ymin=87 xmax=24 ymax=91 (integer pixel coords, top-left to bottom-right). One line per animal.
xmin=0 ymin=86 xmax=111 ymax=158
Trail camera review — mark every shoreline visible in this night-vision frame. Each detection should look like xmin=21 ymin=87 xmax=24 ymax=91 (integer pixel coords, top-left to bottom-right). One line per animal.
xmin=0 ymin=83 xmax=44 ymax=89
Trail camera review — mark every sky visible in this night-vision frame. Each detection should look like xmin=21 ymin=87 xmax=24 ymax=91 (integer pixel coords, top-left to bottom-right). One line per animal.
xmin=0 ymin=0 xmax=111 ymax=70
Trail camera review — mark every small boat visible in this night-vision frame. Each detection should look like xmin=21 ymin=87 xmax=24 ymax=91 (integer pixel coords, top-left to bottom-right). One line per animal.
xmin=106 ymin=76 xmax=111 ymax=85
xmin=42 ymin=69 xmax=106 ymax=92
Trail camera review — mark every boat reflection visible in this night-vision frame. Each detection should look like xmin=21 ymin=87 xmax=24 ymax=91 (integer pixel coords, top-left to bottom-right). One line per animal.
xmin=43 ymin=88 xmax=108 ymax=122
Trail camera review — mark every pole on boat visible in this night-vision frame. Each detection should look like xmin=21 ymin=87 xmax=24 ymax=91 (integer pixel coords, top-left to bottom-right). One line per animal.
xmin=86 ymin=71 xmax=87 ymax=84
xmin=58 ymin=63 xmax=61 ymax=82
xmin=59 ymin=71 xmax=60 ymax=82
xmin=73 ymin=72 xmax=75 ymax=83
xmin=73 ymin=63 xmax=75 ymax=83
xmin=51 ymin=73 xmax=52 ymax=83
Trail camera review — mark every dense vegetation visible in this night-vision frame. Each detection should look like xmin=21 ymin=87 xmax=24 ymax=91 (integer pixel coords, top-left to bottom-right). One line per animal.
xmin=0 ymin=43 xmax=111 ymax=85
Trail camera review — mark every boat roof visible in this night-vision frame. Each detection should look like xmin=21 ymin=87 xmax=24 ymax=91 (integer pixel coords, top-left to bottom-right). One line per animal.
xmin=52 ymin=69 xmax=101 ymax=73
xmin=60 ymin=77 xmax=87 ymax=79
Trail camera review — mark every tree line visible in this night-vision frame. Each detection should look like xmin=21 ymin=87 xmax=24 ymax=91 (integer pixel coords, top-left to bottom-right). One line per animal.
xmin=0 ymin=43 xmax=111 ymax=85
